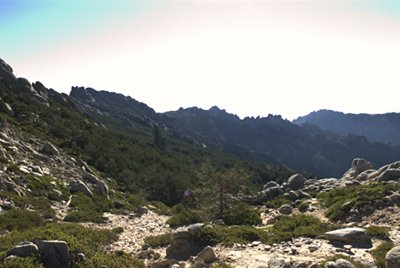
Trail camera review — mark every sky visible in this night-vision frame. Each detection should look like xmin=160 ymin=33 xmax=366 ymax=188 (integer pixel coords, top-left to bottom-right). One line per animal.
xmin=1 ymin=0 xmax=400 ymax=120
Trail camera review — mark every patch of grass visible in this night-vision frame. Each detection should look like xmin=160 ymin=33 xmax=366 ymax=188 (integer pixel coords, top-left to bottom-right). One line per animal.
xmin=166 ymin=209 xmax=203 ymax=228
xmin=366 ymin=225 xmax=390 ymax=240
xmin=143 ymin=233 xmax=171 ymax=248
xmin=194 ymin=214 xmax=335 ymax=246
xmin=264 ymin=196 xmax=291 ymax=209
xmin=318 ymin=183 xmax=400 ymax=221
xmin=2 ymin=257 xmax=44 ymax=268
xmin=318 ymin=254 xmax=364 ymax=268
xmin=0 ymin=222 xmax=144 ymax=267
xmin=147 ymin=201 xmax=171 ymax=215
xmin=223 ymin=203 xmax=262 ymax=226
xmin=0 ymin=209 xmax=44 ymax=231
xmin=371 ymin=241 xmax=394 ymax=268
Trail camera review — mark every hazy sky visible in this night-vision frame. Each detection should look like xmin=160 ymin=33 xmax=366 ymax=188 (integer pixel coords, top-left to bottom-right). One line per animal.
xmin=1 ymin=0 xmax=400 ymax=120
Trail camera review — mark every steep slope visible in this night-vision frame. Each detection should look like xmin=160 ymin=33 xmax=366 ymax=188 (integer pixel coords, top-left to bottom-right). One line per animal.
xmin=294 ymin=109 xmax=400 ymax=145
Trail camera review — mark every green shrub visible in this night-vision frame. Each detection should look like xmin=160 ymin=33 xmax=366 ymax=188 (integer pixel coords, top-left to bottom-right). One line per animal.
xmin=143 ymin=233 xmax=171 ymax=248
xmin=223 ymin=203 xmax=262 ymax=226
xmin=297 ymin=201 xmax=310 ymax=212
xmin=318 ymin=183 xmax=400 ymax=221
xmin=371 ymin=241 xmax=394 ymax=268
xmin=366 ymin=225 xmax=390 ymax=239
xmin=265 ymin=196 xmax=291 ymax=208
xmin=166 ymin=209 xmax=202 ymax=228
xmin=0 ymin=209 xmax=44 ymax=231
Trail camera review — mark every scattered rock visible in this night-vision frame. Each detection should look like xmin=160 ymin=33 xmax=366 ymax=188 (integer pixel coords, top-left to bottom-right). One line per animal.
xmin=342 ymin=158 xmax=372 ymax=180
xmin=385 ymin=246 xmax=400 ymax=268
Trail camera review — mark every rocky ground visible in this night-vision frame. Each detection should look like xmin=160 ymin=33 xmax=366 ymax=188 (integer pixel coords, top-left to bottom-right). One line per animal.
xmin=1 ymin=121 xmax=400 ymax=268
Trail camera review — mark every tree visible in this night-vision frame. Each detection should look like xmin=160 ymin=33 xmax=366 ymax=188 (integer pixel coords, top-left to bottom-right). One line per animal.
xmin=196 ymin=161 xmax=250 ymax=219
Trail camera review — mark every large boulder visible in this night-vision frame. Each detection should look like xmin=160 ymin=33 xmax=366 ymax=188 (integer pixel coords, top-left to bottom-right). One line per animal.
xmin=166 ymin=223 xmax=205 ymax=260
xmin=0 ymin=58 xmax=17 ymax=85
xmin=35 ymin=240 xmax=70 ymax=268
xmin=287 ymin=174 xmax=306 ymax=190
xmin=323 ymin=228 xmax=370 ymax=244
xmin=256 ymin=186 xmax=284 ymax=203
xmin=7 ymin=242 xmax=39 ymax=258
xmin=385 ymin=246 xmax=400 ymax=268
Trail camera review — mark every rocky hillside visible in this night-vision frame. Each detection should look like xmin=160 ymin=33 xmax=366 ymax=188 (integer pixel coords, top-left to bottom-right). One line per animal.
xmin=294 ymin=110 xmax=400 ymax=145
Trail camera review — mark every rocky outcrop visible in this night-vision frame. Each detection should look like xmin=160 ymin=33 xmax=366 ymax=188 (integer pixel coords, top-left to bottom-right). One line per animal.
xmin=342 ymin=158 xmax=372 ymax=180
xmin=385 ymin=246 xmax=400 ymax=268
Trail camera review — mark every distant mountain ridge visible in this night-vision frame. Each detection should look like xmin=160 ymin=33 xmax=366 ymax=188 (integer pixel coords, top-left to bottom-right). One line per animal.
xmin=294 ymin=109 xmax=400 ymax=145
xmin=68 ymin=87 xmax=400 ymax=177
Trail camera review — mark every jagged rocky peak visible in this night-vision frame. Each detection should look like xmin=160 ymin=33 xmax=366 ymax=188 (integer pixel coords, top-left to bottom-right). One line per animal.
xmin=70 ymin=86 xmax=97 ymax=103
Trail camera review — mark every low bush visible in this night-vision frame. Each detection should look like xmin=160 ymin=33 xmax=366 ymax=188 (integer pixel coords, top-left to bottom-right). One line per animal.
xmin=166 ymin=209 xmax=203 ymax=228
xmin=366 ymin=225 xmax=390 ymax=239
xmin=371 ymin=241 xmax=394 ymax=268
xmin=0 ymin=209 xmax=44 ymax=231
xmin=223 ymin=203 xmax=262 ymax=226
xmin=143 ymin=233 xmax=171 ymax=248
